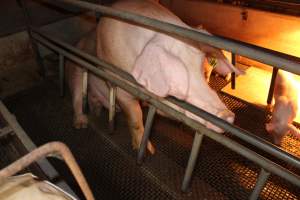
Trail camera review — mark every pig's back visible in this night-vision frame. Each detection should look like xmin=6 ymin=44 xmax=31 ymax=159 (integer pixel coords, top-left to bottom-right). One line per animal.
xmin=96 ymin=0 xmax=188 ymax=72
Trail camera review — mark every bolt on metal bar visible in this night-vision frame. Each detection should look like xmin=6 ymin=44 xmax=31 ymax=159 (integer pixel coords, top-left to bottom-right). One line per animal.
xmin=59 ymin=54 xmax=65 ymax=97
xmin=137 ymin=105 xmax=156 ymax=164
xmin=32 ymin=34 xmax=300 ymax=187
xmin=249 ymin=169 xmax=271 ymax=200
xmin=181 ymin=132 xmax=204 ymax=192
xmin=48 ymin=0 xmax=300 ymax=76
xmin=108 ymin=85 xmax=117 ymax=133
xmin=31 ymin=28 xmax=300 ymax=171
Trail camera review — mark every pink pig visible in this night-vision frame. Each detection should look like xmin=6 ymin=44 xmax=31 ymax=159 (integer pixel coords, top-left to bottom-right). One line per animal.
xmin=95 ymin=0 xmax=243 ymax=153
xmin=266 ymin=70 xmax=300 ymax=145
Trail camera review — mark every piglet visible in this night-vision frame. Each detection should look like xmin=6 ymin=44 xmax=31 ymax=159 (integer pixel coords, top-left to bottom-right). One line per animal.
xmin=266 ymin=70 xmax=300 ymax=145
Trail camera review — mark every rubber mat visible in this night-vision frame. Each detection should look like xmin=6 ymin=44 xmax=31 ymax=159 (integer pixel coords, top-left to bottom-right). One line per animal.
xmin=3 ymin=77 xmax=300 ymax=200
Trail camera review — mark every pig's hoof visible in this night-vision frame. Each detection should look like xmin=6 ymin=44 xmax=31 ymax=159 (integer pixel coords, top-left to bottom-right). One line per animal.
xmin=132 ymin=137 xmax=155 ymax=155
xmin=73 ymin=115 xmax=88 ymax=129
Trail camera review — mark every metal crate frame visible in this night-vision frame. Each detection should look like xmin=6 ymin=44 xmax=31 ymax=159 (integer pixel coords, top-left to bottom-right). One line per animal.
xmin=16 ymin=0 xmax=300 ymax=199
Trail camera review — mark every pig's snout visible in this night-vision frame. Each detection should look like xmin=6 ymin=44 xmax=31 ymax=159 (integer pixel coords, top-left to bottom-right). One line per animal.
xmin=186 ymin=108 xmax=235 ymax=133
xmin=206 ymin=109 xmax=235 ymax=133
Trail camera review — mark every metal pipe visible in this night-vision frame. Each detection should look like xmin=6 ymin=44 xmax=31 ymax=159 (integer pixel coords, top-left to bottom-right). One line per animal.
xmin=108 ymin=85 xmax=117 ymax=133
xmin=47 ymin=0 xmax=300 ymax=76
xmin=59 ymin=54 xmax=65 ymax=97
xmin=0 ymin=141 xmax=95 ymax=200
xmin=181 ymin=132 xmax=204 ymax=192
xmin=31 ymin=29 xmax=300 ymax=171
xmin=249 ymin=169 xmax=271 ymax=200
xmin=267 ymin=67 xmax=279 ymax=105
xmin=82 ymin=70 xmax=88 ymax=114
xmin=33 ymin=34 xmax=300 ymax=187
xmin=137 ymin=105 xmax=156 ymax=164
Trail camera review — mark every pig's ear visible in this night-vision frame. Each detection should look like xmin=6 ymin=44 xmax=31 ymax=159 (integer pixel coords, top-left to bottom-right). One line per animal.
xmin=207 ymin=50 xmax=245 ymax=76
xmin=219 ymin=56 xmax=245 ymax=75
xmin=288 ymin=124 xmax=300 ymax=139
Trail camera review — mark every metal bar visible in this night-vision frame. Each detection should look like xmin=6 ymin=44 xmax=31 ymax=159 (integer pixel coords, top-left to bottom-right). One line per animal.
xmin=31 ymin=29 xmax=300 ymax=171
xmin=82 ymin=70 xmax=88 ymax=114
xmin=249 ymin=169 xmax=271 ymax=200
xmin=59 ymin=54 xmax=65 ymax=97
xmin=137 ymin=105 xmax=156 ymax=164
xmin=0 ymin=142 xmax=95 ymax=200
xmin=16 ymin=0 xmax=46 ymax=77
xmin=181 ymin=132 xmax=204 ymax=192
xmin=33 ymin=34 xmax=300 ymax=187
xmin=267 ymin=67 xmax=279 ymax=105
xmin=46 ymin=0 xmax=300 ymax=76
xmin=108 ymin=85 xmax=117 ymax=133
xmin=0 ymin=126 xmax=14 ymax=138
xmin=231 ymin=53 xmax=236 ymax=89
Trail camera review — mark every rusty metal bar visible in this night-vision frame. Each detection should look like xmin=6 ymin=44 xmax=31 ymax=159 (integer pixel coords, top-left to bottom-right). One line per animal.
xmin=59 ymin=54 xmax=65 ymax=97
xmin=45 ymin=0 xmax=300 ymax=76
xmin=32 ymin=34 xmax=300 ymax=187
xmin=249 ymin=168 xmax=271 ymax=200
xmin=137 ymin=105 xmax=156 ymax=164
xmin=108 ymin=85 xmax=117 ymax=133
xmin=0 ymin=141 xmax=95 ymax=200
xmin=181 ymin=132 xmax=204 ymax=192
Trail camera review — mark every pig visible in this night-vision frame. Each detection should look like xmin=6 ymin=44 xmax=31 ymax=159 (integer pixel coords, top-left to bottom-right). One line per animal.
xmin=265 ymin=70 xmax=300 ymax=145
xmin=65 ymin=30 xmax=115 ymax=129
xmin=96 ymin=0 xmax=243 ymax=154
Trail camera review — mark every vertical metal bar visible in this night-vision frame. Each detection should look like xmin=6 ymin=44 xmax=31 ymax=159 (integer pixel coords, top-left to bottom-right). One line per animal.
xmin=16 ymin=0 xmax=46 ymax=77
xmin=59 ymin=54 xmax=65 ymax=97
xmin=249 ymin=168 xmax=271 ymax=200
xmin=231 ymin=53 xmax=236 ymax=89
xmin=181 ymin=132 xmax=204 ymax=192
xmin=267 ymin=67 xmax=279 ymax=105
xmin=82 ymin=70 xmax=88 ymax=114
xmin=95 ymin=0 xmax=103 ymax=22
xmin=108 ymin=85 xmax=117 ymax=133
xmin=137 ymin=105 xmax=156 ymax=164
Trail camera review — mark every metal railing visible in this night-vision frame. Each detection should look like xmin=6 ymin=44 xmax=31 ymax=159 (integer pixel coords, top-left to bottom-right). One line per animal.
xmin=19 ymin=0 xmax=300 ymax=198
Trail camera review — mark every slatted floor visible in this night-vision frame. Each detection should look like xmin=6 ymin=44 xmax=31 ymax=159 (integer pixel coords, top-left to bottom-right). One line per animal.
xmin=2 ymin=74 xmax=300 ymax=200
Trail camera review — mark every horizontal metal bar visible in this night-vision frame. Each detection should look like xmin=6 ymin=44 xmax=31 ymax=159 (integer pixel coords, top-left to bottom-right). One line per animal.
xmin=31 ymin=28 xmax=300 ymax=171
xmin=33 ymin=34 xmax=300 ymax=187
xmin=49 ymin=0 xmax=300 ymax=75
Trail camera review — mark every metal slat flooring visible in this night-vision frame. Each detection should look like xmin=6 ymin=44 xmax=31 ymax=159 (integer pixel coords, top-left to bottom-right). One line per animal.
xmin=3 ymin=76 xmax=300 ymax=200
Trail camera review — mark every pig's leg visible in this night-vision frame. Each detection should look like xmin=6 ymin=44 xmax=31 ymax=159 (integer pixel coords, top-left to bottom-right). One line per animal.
xmin=117 ymin=89 xmax=155 ymax=154
xmin=65 ymin=62 xmax=88 ymax=129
